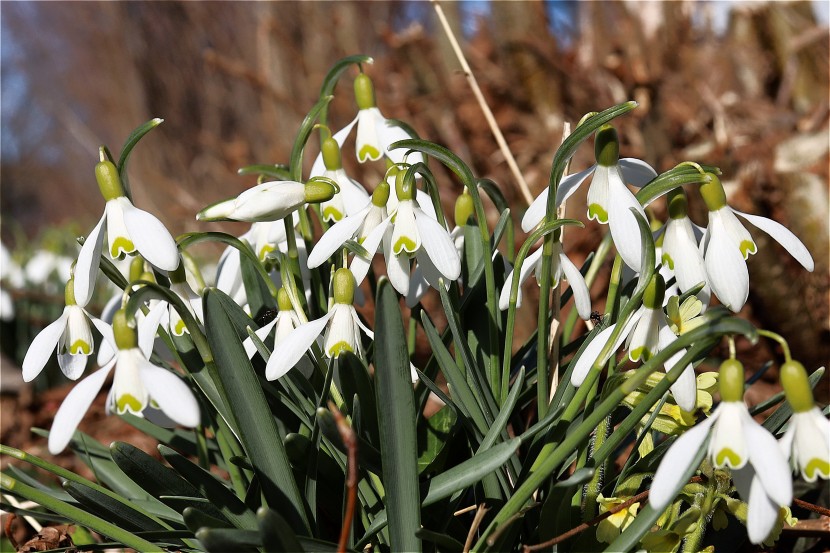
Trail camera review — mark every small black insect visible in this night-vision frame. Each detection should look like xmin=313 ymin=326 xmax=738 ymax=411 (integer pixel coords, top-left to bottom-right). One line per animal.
xmin=590 ymin=311 xmax=603 ymax=326
xmin=254 ymin=307 xmax=279 ymax=327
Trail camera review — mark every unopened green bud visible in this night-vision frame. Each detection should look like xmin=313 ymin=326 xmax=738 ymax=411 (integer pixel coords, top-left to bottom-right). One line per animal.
xmin=642 ymin=273 xmax=666 ymax=309
xmin=666 ymin=188 xmax=689 ymax=220
xmin=322 ymin=136 xmax=342 ymax=171
xmin=699 ymin=173 xmax=727 ymax=212
xmin=594 ymin=125 xmax=620 ymax=167
xmin=332 ymin=268 xmax=355 ymax=305
xmin=454 ymin=191 xmax=474 ymax=226
xmin=139 ymin=271 xmax=156 ymax=283
xmin=780 ymin=360 xmax=814 ymax=413
xmin=354 ymin=73 xmax=376 ymax=110
xmin=395 ymin=170 xmax=415 ymax=201
xmin=304 ymin=179 xmax=337 ymax=203
xmin=95 ymin=158 xmax=125 ymax=201
xmin=277 ymin=288 xmax=292 ymax=312
xmin=719 ymin=359 xmax=745 ymax=403
xmin=65 ymin=278 xmax=77 ymax=306
xmin=372 ymin=180 xmax=390 ymax=207
xmin=129 ymin=257 xmax=145 ymax=282
xmin=113 ymin=309 xmax=138 ymax=350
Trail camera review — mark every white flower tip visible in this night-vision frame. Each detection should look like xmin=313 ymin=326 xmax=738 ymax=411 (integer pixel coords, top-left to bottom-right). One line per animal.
xmin=197 ymin=200 xmax=234 ymax=221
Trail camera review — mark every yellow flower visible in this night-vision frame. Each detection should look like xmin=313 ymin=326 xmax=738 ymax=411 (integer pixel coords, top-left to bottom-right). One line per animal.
xmin=596 ymin=494 xmax=640 ymax=543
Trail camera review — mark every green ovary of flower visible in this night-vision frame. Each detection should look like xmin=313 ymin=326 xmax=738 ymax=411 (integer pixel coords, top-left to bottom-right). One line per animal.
xmin=666 ymin=188 xmax=689 ymax=220
xmin=588 ymin=203 xmax=608 ymax=223
xmin=719 ymin=359 xmax=745 ymax=403
xmin=116 ymin=393 xmax=142 ymax=414
xmin=372 ymin=181 xmax=390 ymax=207
xmin=110 ymin=237 xmax=135 ymax=259
xmin=277 ymin=288 xmax=292 ymax=311
xmin=700 ymin=173 xmax=727 ymax=211
xmin=69 ymin=340 xmax=91 ymax=355
xmin=95 ymin=158 xmax=125 ymax=201
xmin=779 ymin=360 xmax=814 ymax=413
xmin=354 ymin=73 xmax=376 ymax=110
xmin=322 ymin=136 xmax=342 ymax=170
xmin=332 ymin=268 xmax=355 ymax=305
xmin=594 ymin=124 xmax=619 ymax=167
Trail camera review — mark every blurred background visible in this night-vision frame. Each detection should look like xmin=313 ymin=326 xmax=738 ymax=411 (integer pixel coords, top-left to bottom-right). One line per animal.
xmin=0 ymin=0 xmax=828 ymax=475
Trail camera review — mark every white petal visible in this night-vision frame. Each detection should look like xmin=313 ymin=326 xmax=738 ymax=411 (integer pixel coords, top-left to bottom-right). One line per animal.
xmin=90 ymin=315 xmax=117 ymax=361
xmin=559 ymin=252 xmax=592 ymax=320
xmin=232 ymin=181 xmax=307 ymax=222
xmin=415 ymin=190 xmax=438 ymax=221
xmin=22 ymin=310 xmax=69 ymax=382
xmin=350 ymin=215 xmax=393 ymax=285
xmin=555 ymin=164 xmax=597 ymax=209
xmin=323 ymin=305 xmax=360 ymax=357
xmin=243 ymin=318 xmax=278 ymax=358
xmin=307 ymin=207 xmax=370 ymax=268
xmin=57 ymin=352 xmax=88 ymax=381
xmin=705 ymin=212 xmax=749 ymax=312
xmin=734 ymin=210 xmax=814 ymax=271
xmin=657 ymin=325 xmax=696 ymax=411
xmin=356 ymin=108 xmax=383 ymax=162
xmin=663 ymin=217 xmax=707 ymax=297
xmin=342 ymin=178 xmax=371 ymax=216
xmin=74 ymin=213 xmax=107 ymax=307
xmin=351 ymin=308 xmax=374 ymax=339
xmin=216 ymin=244 xmax=243 ymax=296
xmin=121 ymin=198 xmax=180 ymax=271
xmin=499 ymin=248 xmax=543 ymax=310
xmin=378 ymin=119 xmax=424 ymax=165
xmin=138 ymin=301 xmax=169 ymax=358
xmin=791 ymin=409 xmax=830 ymax=482
xmin=649 ymin=416 xmax=716 ymax=509
xmin=105 ymin=200 xmax=134 ymax=258
xmin=414 ymin=208 xmax=461 ymax=281
xmin=139 ymin=362 xmax=200 ymax=427
xmin=405 ymin=262 xmax=431 ymax=308
xmin=607 ymin=168 xmax=647 ymax=271
xmin=618 ymin=158 xmax=657 ymax=187
xmin=627 ymin=308 xmax=659 ymax=362
xmin=745 ymin=472 xmax=780 ymax=544
xmin=48 ymin=364 xmax=113 ymax=454
xmin=744 ymin=413 xmax=792 ymax=506
xmin=718 ymin=207 xmax=757 ymax=260
xmin=391 ymin=201 xmax=420 ymax=255
xmin=587 ymin=165 xmax=611 ymax=223
xmin=265 ymin=312 xmax=332 ymax=380
xmin=571 ymin=323 xmax=617 ymax=387
xmin=521 ymin=189 xmax=549 ymax=233
xmin=386 ymin=249 xmax=411 ymax=296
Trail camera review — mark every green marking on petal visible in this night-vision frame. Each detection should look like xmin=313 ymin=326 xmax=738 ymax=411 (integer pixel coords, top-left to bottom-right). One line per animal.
xmin=323 ymin=206 xmax=343 ymax=222
xmin=630 ymin=346 xmax=651 ymax=362
xmin=588 ymin=204 xmax=608 ymax=223
xmin=393 ymin=235 xmax=418 ymax=255
xmin=174 ymin=319 xmax=187 ymax=335
xmin=328 ymin=341 xmax=353 ymax=358
xmin=804 ymin=459 xmax=830 ymax=480
xmin=110 ymin=237 xmax=135 ymax=258
xmin=739 ymin=240 xmax=757 ymax=259
xmin=69 ymin=340 xmax=91 ymax=355
xmin=662 ymin=252 xmax=675 ymax=271
xmin=714 ymin=447 xmax=742 ymax=467
xmin=358 ymin=145 xmax=381 ymax=162
xmin=116 ymin=393 xmax=143 ymax=414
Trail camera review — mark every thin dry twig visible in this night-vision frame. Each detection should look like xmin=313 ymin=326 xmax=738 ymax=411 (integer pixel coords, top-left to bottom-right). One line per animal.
xmin=463 ymin=503 xmax=490 ymax=553
xmin=330 ymin=402 xmax=358 ymax=553
xmin=432 ymin=0 xmax=535 ymax=206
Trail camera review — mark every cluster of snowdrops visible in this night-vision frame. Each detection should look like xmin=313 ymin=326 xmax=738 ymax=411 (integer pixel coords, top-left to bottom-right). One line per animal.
xmin=8 ymin=57 xmax=828 ymax=552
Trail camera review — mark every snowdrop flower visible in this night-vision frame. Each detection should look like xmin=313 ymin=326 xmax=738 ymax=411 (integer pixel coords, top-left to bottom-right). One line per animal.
xmin=309 ymin=130 xmax=369 ymax=223
xmin=779 ymin=360 xmax=829 ymax=482
xmin=571 ymin=274 xmax=696 ymax=411
xmin=22 ymin=277 xmax=114 ymax=382
xmin=0 ymin=242 xmax=19 ymax=321
xmin=25 ymin=250 xmax=73 ymax=289
xmin=650 ymin=359 xmax=792 ymax=544
xmin=326 ymin=72 xmax=423 ymax=166
xmin=48 ymin=306 xmax=200 ymax=454
xmin=265 ymin=269 xmax=372 ymax=380
xmin=74 ymin=155 xmax=180 ymax=307
xmin=498 ymin=229 xmax=592 ymax=320
xmin=699 ymin=173 xmax=814 ymax=312
xmin=522 ymin=125 xmax=657 ymax=270
xmin=197 ymin=178 xmax=335 ymax=223
xmin=308 ymin=181 xmax=390 ymax=279
xmin=166 ymin=263 xmax=203 ymax=337
xmin=660 ymin=188 xmax=709 ymax=305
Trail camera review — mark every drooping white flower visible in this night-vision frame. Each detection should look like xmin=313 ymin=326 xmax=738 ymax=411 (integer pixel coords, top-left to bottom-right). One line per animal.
xmin=522 ymin=125 xmax=657 ymax=271
xmin=660 ymin=188 xmax=709 ymax=306
xmin=499 ymin=237 xmax=592 ymax=320
xmin=698 ymin=173 xmax=814 ymax=312
xmin=48 ymin=304 xmax=199 ymax=454
xmin=650 ymin=359 xmax=793 ymax=544
xmin=197 ymin=179 xmax=335 ymax=224
xmin=779 ymin=361 xmax=830 ymax=483
xmin=22 ymin=278 xmax=114 ymax=382
xmin=74 ymin=156 xmax=180 ymax=307
xmin=570 ymin=274 xmax=696 ymax=411
xmin=309 ymin=132 xmax=369 ymax=223
xmin=165 ymin=263 xmax=204 ymax=337
xmin=265 ymin=269 xmax=372 ymax=380
xmin=327 ymin=72 xmax=424 ymax=166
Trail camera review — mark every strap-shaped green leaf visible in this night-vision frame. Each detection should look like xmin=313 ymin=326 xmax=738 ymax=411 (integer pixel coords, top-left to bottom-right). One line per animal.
xmin=63 ymin=480 xmax=168 ymax=532
xmin=258 ymin=506 xmax=304 ymax=553
xmin=204 ymin=289 xmax=309 ymax=531
xmin=374 ymin=279 xmax=422 ymax=552
xmin=116 ymin=117 xmax=164 ymax=199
